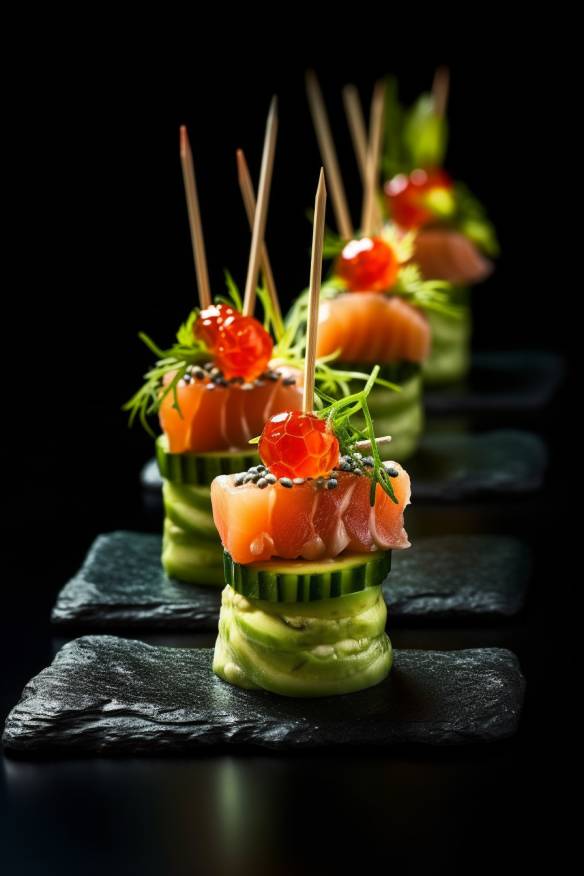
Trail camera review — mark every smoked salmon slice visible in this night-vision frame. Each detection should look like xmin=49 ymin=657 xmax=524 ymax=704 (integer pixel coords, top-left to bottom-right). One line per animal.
xmin=316 ymin=293 xmax=430 ymax=364
xmin=413 ymin=229 xmax=493 ymax=285
xmin=160 ymin=366 xmax=303 ymax=453
xmin=211 ymin=465 xmax=411 ymax=564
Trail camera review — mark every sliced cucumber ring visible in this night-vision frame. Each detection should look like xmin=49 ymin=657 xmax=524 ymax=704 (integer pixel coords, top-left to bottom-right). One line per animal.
xmin=224 ymin=550 xmax=391 ymax=603
xmin=156 ymin=434 xmax=259 ymax=486
xmin=213 ymin=584 xmax=392 ymax=697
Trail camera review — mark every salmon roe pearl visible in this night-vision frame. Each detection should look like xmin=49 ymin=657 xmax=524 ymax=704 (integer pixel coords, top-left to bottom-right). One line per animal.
xmin=195 ymin=304 xmax=273 ymax=381
xmin=384 ymin=167 xmax=454 ymax=229
xmin=259 ymin=411 xmax=340 ymax=479
xmin=335 ymin=236 xmax=399 ymax=292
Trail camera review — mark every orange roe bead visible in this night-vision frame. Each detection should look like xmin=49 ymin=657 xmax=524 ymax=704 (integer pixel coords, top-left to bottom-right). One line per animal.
xmin=259 ymin=411 xmax=340 ymax=479
xmin=195 ymin=303 xmax=237 ymax=349
xmin=384 ymin=167 xmax=454 ymax=229
xmin=335 ymin=236 xmax=399 ymax=292
xmin=195 ymin=305 xmax=273 ymax=381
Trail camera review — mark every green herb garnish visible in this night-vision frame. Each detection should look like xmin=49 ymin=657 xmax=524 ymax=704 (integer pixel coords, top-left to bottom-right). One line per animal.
xmin=317 ymin=365 xmax=398 ymax=505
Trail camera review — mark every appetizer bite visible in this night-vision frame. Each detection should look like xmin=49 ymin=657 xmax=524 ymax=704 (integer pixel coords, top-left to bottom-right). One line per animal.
xmin=125 ymin=101 xmax=306 ymax=586
xmin=297 ymin=75 xmax=457 ymax=460
xmin=212 ymin=172 xmax=411 ymax=697
xmin=379 ymin=69 xmax=498 ymax=383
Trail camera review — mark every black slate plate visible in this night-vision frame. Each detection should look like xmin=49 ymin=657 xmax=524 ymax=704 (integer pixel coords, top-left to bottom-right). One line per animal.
xmin=2 ymin=637 xmax=525 ymax=754
xmin=51 ymin=531 xmax=530 ymax=631
xmin=141 ymin=429 xmax=546 ymax=504
xmin=425 ymin=350 xmax=565 ymax=415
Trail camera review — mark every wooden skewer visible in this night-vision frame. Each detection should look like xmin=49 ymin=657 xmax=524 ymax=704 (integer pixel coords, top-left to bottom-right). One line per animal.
xmin=180 ymin=126 xmax=212 ymax=309
xmin=343 ymin=83 xmax=383 ymax=232
xmin=342 ymin=84 xmax=368 ymax=182
xmin=361 ymin=80 xmax=386 ymax=235
xmin=432 ymin=66 xmax=450 ymax=118
xmin=242 ymin=97 xmax=278 ymax=317
xmin=236 ymin=148 xmax=284 ymax=337
xmin=355 ymin=436 xmax=392 ymax=451
xmin=303 ymin=168 xmax=327 ymax=413
xmin=305 ymin=71 xmax=353 ymax=240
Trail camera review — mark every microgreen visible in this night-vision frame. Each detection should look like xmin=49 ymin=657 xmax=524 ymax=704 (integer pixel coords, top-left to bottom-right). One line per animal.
xmin=316 ymin=365 xmax=398 ymax=505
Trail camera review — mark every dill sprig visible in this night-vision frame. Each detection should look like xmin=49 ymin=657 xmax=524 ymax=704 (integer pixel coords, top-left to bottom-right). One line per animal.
xmin=317 ymin=365 xmax=398 ymax=505
xmin=122 ymin=311 xmax=208 ymax=437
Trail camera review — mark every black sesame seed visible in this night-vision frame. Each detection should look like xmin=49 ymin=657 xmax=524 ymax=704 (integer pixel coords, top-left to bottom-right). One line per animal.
xmin=210 ymin=367 xmax=223 ymax=379
xmin=279 ymin=477 xmax=293 ymax=488
xmin=234 ymin=473 xmax=246 ymax=486
xmin=282 ymin=376 xmax=296 ymax=386
xmin=256 ymin=477 xmax=268 ymax=489
xmin=363 ymin=456 xmax=374 ymax=467
xmin=213 ymin=377 xmax=228 ymax=387
xmin=230 ymin=376 xmax=244 ymax=384
xmin=266 ymin=371 xmax=279 ymax=381
xmin=256 ymin=464 xmax=266 ymax=472
xmin=204 ymin=362 xmax=214 ymax=371
xmin=247 ymin=467 xmax=259 ymax=475
xmin=193 ymin=367 xmax=206 ymax=380
xmin=386 ymin=466 xmax=399 ymax=477
xmin=326 ymin=478 xmax=338 ymax=489
xmin=243 ymin=473 xmax=258 ymax=484
xmin=293 ymin=477 xmax=305 ymax=485
xmin=265 ymin=473 xmax=277 ymax=484
xmin=340 ymin=460 xmax=353 ymax=471
xmin=183 ymin=374 xmax=192 ymax=384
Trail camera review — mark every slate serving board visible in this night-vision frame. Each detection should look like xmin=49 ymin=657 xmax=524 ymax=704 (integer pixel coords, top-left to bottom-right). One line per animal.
xmin=425 ymin=350 xmax=565 ymax=415
xmin=141 ymin=429 xmax=547 ymax=503
xmin=51 ymin=531 xmax=530 ymax=631
xmin=2 ymin=637 xmax=525 ymax=754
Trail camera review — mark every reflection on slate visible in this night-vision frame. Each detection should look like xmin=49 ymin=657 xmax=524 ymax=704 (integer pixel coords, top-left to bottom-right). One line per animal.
xmin=141 ymin=429 xmax=546 ymax=503
xmin=51 ymin=532 xmax=530 ymax=630
xmin=425 ymin=351 xmax=565 ymax=415
xmin=2 ymin=637 xmax=525 ymax=754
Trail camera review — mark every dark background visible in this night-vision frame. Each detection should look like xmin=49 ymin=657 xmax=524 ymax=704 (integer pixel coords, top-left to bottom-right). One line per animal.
xmin=2 ymin=34 xmax=572 ymax=874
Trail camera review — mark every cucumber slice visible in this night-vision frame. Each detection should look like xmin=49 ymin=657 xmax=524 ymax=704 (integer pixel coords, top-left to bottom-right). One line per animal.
xmin=156 ymin=435 xmax=259 ymax=486
xmin=423 ymin=288 xmax=472 ymax=385
xmin=224 ymin=550 xmax=392 ymax=603
xmin=213 ymin=584 xmax=392 ymax=697
xmin=162 ymin=482 xmax=216 ymax=539
xmin=231 ymin=587 xmax=386 ymax=649
xmin=161 ymin=532 xmax=225 ymax=586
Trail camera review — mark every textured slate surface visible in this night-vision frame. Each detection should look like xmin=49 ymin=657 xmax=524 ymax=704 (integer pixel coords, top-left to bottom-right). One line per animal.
xmin=425 ymin=350 xmax=565 ymax=415
xmin=408 ymin=430 xmax=546 ymax=500
xmin=141 ymin=429 xmax=546 ymax=502
xmin=2 ymin=637 xmax=525 ymax=754
xmin=51 ymin=532 xmax=530 ymax=630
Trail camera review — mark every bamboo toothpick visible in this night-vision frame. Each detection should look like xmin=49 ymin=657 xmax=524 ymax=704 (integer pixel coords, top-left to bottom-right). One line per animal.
xmin=236 ymin=148 xmax=284 ymax=338
xmin=355 ymin=436 xmax=392 ymax=452
xmin=303 ymin=168 xmax=327 ymax=413
xmin=179 ymin=126 xmax=211 ymax=309
xmin=343 ymin=83 xmax=382 ymax=231
xmin=305 ymin=71 xmax=353 ymax=240
xmin=242 ymin=97 xmax=278 ymax=317
xmin=432 ymin=66 xmax=450 ymax=118
xmin=342 ymin=84 xmax=369 ymax=182
xmin=361 ymin=80 xmax=386 ymax=236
